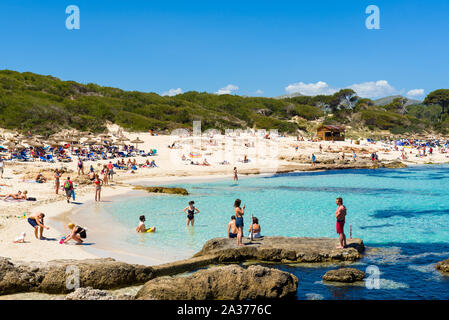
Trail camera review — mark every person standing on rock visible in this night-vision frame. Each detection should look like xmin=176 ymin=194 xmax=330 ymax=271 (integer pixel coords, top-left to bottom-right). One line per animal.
xmin=234 ymin=199 xmax=245 ymax=246
xmin=335 ymin=197 xmax=347 ymax=249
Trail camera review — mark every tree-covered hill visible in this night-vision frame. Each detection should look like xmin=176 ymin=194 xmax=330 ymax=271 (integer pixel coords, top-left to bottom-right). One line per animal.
xmin=0 ymin=69 xmax=448 ymax=136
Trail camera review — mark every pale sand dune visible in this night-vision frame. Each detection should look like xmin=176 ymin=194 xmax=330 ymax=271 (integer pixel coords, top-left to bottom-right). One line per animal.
xmin=0 ymin=125 xmax=447 ymax=263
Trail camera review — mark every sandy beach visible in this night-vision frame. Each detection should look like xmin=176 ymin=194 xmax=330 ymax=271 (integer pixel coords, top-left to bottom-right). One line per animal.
xmin=1 ymin=125 xmax=448 ymax=265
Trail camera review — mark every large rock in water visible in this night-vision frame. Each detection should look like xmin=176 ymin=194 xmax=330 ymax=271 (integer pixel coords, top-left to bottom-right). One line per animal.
xmin=435 ymin=259 xmax=449 ymax=273
xmin=133 ymin=185 xmax=188 ymax=195
xmin=136 ymin=264 xmax=298 ymax=300
xmin=0 ymin=257 xmax=154 ymax=295
xmin=322 ymin=268 xmax=366 ymax=283
xmin=193 ymin=237 xmax=365 ymax=263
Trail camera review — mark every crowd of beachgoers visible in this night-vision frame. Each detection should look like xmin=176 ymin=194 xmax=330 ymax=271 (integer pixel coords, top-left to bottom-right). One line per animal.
xmin=1 ymin=123 xmax=449 ymax=263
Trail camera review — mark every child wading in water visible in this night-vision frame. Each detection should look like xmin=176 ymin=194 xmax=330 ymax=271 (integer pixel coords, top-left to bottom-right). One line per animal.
xmin=184 ymin=201 xmax=199 ymax=226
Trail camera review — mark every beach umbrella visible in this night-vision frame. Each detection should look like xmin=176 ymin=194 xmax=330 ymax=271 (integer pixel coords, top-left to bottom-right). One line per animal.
xmin=46 ymin=140 xmax=61 ymax=147
xmin=5 ymin=141 xmax=15 ymax=150
xmin=189 ymin=151 xmax=202 ymax=158
xmin=26 ymin=140 xmax=44 ymax=148
xmin=116 ymin=137 xmax=129 ymax=144
xmin=15 ymin=144 xmax=26 ymax=150
xmin=84 ymin=139 xmax=97 ymax=145
xmin=130 ymin=137 xmax=144 ymax=149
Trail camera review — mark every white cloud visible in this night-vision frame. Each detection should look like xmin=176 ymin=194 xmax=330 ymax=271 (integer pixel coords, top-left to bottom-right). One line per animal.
xmin=254 ymin=89 xmax=264 ymax=95
xmin=215 ymin=84 xmax=239 ymax=95
xmin=284 ymin=80 xmax=398 ymax=98
xmin=285 ymin=81 xmax=337 ymax=96
xmin=162 ymin=88 xmax=183 ymax=96
xmin=348 ymin=80 xmax=396 ymax=98
xmin=406 ymin=89 xmax=425 ymax=98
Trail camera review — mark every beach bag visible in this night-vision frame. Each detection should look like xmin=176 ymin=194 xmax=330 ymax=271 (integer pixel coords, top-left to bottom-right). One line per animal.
xmin=64 ymin=181 xmax=71 ymax=190
xmin=26 ymin=197 xmax=37 ymax=201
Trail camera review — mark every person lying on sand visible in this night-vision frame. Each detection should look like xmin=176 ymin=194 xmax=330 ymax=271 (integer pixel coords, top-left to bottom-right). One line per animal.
xmin=62 ymin=223 xmax=86 ymax=244
xmin=2 ymin=190 xmax=27 ymax=200
xmin=27 ymin=212 xmax=50 ymax=239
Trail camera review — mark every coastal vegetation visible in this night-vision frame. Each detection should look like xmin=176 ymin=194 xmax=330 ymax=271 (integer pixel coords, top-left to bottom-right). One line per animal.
xmin=0 ymin=69 xmax=447 ymax=136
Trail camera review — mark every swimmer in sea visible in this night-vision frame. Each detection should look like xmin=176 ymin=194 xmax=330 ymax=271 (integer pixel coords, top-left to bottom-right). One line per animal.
xmin=136 ymin=215 xmax=155 ymax=232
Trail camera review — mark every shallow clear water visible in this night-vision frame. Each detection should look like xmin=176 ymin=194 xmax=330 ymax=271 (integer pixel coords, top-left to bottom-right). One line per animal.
xmin=97 ymin=165 xmax=449 ymax=299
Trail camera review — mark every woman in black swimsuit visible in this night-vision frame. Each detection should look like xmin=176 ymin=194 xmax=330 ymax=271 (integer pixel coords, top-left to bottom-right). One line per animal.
xmin=63 ymin=223 xmax=87 ymax=244
xmin=234 ymin=199 xmax=245 ymax=246
xmin=184 ymin=200 xmax=200 ymax=226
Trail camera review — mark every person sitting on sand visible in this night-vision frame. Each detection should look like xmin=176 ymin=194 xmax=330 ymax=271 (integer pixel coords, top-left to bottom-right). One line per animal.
xmin=150 ymin=160 xmax=157 ymax=167
xmin=27 ymin=212 xmax=50 ymax=239
xmin=248 ymin=216 xmax=262 ymax=238
xmin=35 ymin=172 xmax=47 ymax=183
xmin=13 ymin=232 xmax=27 ymax=243
xmin=62 ymin=223 xmax=86 ymax=244
xmin=201 ymin=158 xmax=210 ymax=166
xmin=228 ymin=215 xmax=238 ymax=238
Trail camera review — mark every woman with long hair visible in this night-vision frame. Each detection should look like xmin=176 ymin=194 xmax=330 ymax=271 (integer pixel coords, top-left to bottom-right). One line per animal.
xmin=234 ymin=199 xmax=245 ymax=246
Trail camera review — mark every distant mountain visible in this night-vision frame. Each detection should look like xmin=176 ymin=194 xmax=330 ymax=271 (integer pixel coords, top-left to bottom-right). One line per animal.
xmin=374 ymin=95 xmax=422 ymax=107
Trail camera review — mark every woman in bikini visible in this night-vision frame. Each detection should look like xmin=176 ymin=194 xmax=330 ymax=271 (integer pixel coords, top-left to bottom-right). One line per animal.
xmin=93 ymin=174 xmax=103 ymax=202
xmin=184 ymin=200 xmax=200 ymax=226
xmin=234 ymin=199 xmax=245 ymax=246
xmin=54 ymin=169 xmax=60 ymax=194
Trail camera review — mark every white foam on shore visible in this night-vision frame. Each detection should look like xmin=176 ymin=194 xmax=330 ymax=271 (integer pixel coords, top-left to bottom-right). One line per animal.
xmin=305 ymin=293 xmax=324 ymax=300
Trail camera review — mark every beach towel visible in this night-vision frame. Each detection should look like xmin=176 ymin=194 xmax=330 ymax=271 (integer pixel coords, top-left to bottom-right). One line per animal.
xmin=3 ymin=198 xmax=26 ymax=202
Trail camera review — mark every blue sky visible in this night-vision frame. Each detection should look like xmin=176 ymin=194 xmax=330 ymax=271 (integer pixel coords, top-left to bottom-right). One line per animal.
xmin=0 ymin=0 xmax=448 ymax=99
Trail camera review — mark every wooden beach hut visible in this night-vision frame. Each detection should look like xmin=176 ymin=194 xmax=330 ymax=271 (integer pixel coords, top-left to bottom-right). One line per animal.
xmin=317 ymin=125 xmax=345 ymax=141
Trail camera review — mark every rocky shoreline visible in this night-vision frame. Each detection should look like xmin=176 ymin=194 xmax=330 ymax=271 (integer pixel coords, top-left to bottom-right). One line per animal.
xmin=0 ymin=236 xmax=365 ymax=299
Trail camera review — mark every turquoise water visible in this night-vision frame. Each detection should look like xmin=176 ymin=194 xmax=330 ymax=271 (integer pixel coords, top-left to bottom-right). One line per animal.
xmin=105 ymin=166 xmax=449 ymax=250
xmin=97 ymin=165 xmax=449 ymax=299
